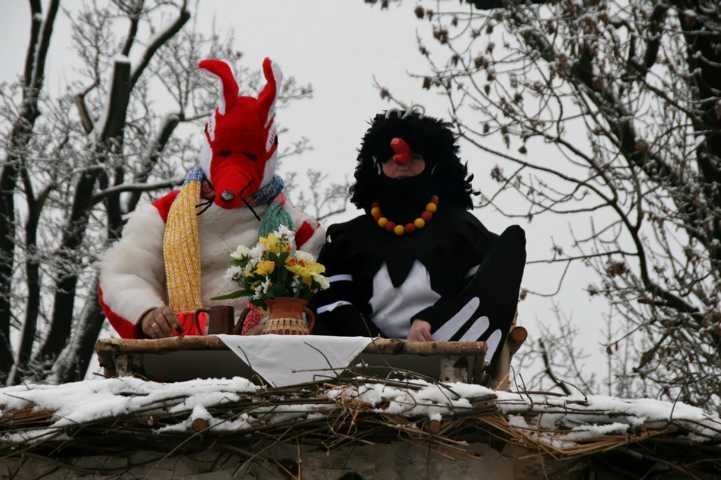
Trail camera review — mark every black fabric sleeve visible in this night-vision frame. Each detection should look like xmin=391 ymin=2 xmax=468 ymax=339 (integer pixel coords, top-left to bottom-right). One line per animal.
xmin=460 ymin=213 xmax=499 ymax=275
xmin=310 ymin=225 xmax=376 ymax=337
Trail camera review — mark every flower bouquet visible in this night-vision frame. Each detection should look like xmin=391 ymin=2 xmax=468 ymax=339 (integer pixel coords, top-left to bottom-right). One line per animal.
xmin=216 ymin=226 xmax=329 ymax=334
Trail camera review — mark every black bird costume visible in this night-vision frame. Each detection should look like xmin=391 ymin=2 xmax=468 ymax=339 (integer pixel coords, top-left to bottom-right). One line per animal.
xmin=311 ymin=110 xmax=526 ymax=365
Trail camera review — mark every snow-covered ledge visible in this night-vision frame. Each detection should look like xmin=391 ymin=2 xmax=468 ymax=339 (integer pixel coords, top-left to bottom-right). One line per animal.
xmin=1 ymin=377 xmax=720 ymax=479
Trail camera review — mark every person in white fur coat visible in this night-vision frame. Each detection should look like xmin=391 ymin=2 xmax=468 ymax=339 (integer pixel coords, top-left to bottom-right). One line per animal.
xmin=99 ymin=58 xmax=324 ymax=339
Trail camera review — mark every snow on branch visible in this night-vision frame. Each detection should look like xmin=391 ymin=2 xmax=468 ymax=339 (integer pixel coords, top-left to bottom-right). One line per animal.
xmin=91 ymin=177 xmax=183 ymax=205
xmin=0 ymin=376 xmax=719 ymax=459
xmin=129 ymin=0 xmax=191 ymax=92
xmin=95 ymin=57 xmax=131 ymax=141
xmin=28 ymin=0 xmax=60 ymax=95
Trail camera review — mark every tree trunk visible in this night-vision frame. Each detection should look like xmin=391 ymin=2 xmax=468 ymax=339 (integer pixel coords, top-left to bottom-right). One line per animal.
xmin=679 ymin=1 xmax=721 ymax=253
xmin=36 ymin=60 xmax=131 ymax=364
xmin=7 ymin=191 xmax=48 ymax=385
xmin=0 ymin=0 xmax=60 ymax=381
xmin=126 ymin=114 xmax=180 ymax=213
xmin=51 ymin=277 xmax=103 ymax=383
xmin=53 ymin=186 xmax=128 ymax=383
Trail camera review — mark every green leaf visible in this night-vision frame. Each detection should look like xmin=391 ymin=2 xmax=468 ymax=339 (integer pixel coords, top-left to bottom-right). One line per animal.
xmin=211 ymin=289 xmax=245 ymax=300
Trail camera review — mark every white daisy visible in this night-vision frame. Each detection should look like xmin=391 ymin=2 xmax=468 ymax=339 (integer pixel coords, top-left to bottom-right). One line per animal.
xmin=230 ymin=245 xmax=250 ymax=260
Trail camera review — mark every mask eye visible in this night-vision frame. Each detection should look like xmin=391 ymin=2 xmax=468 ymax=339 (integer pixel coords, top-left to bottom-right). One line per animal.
xmin=243 ymin=152 xmax=257 ymax=161
xmin=217 ymin=150 xmax=231 ymax=157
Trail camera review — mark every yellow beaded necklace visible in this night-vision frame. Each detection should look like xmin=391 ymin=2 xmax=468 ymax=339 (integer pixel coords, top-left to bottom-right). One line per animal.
xmin=370 ymin=195 xmax=439 ymax=236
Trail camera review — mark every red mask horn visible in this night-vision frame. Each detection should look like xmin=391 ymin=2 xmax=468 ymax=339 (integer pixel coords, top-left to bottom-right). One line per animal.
xmin=257 ymin=57 xmax=282 ymax=129
xmin=198 ymin=59 xmax=239 ymax=115
xmin=390 ymin=137 xmax=412 ymax=165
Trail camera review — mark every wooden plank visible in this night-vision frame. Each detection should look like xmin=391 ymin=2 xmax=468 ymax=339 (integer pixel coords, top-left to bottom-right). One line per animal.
xmin=367 ymin=338 xmax=486 ymax=355
xmin=96 ymin=337 xmax=487 ymax=356
xmin=95 ymin=337 xmax=488 ymax=382
xmin=115 ymin=353 xmax=131 ymax=377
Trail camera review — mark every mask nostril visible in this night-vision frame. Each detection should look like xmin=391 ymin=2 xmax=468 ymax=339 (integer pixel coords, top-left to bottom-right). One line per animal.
xmin=220 ymin=190 xmax=234 ymax=202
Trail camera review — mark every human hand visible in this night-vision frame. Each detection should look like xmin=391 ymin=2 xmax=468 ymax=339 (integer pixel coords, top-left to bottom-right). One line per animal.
xmin=141 ymin=306 xmax=183 ymax=338
xmin=407 ymin=319 xmax=433 ymax=342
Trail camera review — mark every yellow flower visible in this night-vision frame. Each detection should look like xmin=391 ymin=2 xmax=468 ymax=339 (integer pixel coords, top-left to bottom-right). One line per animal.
xmin=313 ymin=273 xmax=330 ymax=290
xmin=258 ymin=233 xmax=282 ymax=253
xmin=259 ymin=233 xmax=290 ymax=254
xmin=255 ymin=260 xmax=276 ymax=276
xmin=307 ymin=261 xmax=325 ymax=275
xmin=294 ymin=250 xmax=315 ymax=263
xmin=259 ymin=234 xmax=278 ymax=251
xmin=285 ymin=258 xmax=325 ymax=284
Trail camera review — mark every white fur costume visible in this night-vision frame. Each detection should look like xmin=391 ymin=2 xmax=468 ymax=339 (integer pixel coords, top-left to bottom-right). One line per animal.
xmin=98 ymin=57 xmax=325 ymax=338
xmin=99 ymin=196 xmax=324 ymax=338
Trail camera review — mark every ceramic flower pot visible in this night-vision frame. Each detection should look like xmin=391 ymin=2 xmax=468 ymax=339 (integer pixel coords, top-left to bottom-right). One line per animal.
xmin=261 ymin=297 xmax=315 ymax=335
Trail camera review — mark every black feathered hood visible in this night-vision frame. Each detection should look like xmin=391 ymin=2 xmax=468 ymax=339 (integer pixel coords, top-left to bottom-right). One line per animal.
xmin=350 ymin=109 xmax=476 ymax=214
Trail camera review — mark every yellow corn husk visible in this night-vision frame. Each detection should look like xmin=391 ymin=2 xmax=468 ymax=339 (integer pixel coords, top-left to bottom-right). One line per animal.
xmin=163 ymin=181 xmax=203 ymax=312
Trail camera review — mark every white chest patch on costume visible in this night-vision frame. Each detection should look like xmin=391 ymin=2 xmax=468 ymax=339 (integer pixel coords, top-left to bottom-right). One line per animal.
xmin=369 ymin=260 xmax=441 ymax=338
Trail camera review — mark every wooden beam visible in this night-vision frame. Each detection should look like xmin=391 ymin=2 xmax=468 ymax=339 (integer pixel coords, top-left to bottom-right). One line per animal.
xmin=508 ymin=326 xmax=527 ymax=355
xmin=366 ymin=338 xmax=486 ymax=355
xmin=95 ymin=336 xmax=487 ymax=356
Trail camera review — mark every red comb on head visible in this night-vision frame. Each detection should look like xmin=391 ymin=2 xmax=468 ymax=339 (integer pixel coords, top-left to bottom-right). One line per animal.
xmin=390 ymin=137 xmax=412 ymax=165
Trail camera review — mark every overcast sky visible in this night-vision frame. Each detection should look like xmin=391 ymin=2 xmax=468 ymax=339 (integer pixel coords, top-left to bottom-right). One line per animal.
xmin=1 ymin=1 xmax=610 ymax=381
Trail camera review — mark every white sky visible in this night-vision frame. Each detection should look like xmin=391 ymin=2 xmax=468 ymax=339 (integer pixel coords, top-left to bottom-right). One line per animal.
xmin=0 ymin=1 xmax=610 ymax=384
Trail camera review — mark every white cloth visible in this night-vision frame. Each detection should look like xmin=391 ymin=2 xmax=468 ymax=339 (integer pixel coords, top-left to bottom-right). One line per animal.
xmin=216 ymin=334 xmax=372 ymax=387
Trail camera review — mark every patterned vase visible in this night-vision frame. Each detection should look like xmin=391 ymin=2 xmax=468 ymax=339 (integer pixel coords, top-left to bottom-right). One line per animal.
xmin=260 ymin=297 xmax=315 ymax=335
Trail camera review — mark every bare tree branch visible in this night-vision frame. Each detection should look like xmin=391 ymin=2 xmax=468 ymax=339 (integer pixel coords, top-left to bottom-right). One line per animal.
xmin=379 ymin=0 xmax=721 ymax=407
xmin=539 ymin=338 xmax=572 ymax=395
xmin=92 ymin=177 xmax=182 ymax=205
xmin=0 ymin=0 xmax=60 ymax=381
xmin=129 ymin=0 xmax=190 ymax=92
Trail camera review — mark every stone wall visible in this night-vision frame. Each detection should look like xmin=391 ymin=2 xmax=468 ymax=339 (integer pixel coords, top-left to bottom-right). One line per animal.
xmin=2 ymin=442 xmax=576 ymax=480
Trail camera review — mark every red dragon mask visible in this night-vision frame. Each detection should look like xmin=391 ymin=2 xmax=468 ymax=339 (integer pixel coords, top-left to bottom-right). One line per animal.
xmin=197 ymin=57 xmax=282 ymax=209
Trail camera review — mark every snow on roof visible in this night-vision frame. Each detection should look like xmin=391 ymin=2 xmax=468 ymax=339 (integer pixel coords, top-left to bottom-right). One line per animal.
xmin=0 ymin=376 xmax=255 ymax=428
xmin=1 ymin=376 xmax=719 ymax=456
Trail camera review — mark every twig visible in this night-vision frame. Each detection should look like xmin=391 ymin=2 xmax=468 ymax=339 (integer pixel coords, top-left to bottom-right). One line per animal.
xmin=538 ymin=339 xmax=572 ymax=395
xmin=91 ymin=177 xmax=183 ymax=205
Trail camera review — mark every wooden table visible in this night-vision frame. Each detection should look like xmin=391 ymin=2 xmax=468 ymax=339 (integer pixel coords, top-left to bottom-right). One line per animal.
xmin=95 ymin=336 xmax=492 ymax=385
